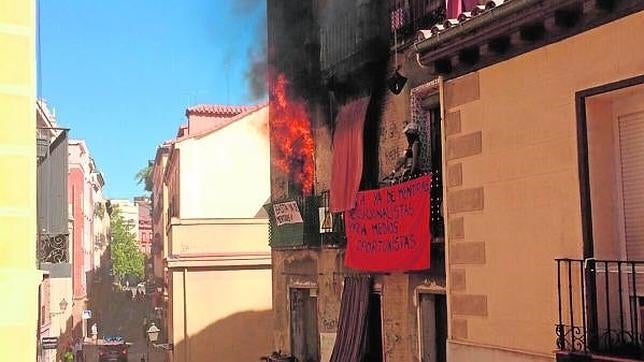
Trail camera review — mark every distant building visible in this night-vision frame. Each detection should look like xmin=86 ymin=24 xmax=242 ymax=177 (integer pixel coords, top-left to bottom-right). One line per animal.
xmin=151 ymin=142 xmax=171 ymax=315
xmin=68 ymin=139 xmax=106 ymax=339
xmin=110 ymin=199 xmax=139 ymax=238
xmin=134 ymin=196 xmax=152 ymax=255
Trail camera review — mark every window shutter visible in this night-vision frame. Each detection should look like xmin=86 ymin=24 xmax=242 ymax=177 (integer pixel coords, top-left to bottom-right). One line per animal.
xmin=618 ymin=111 xmax=644 ymax=261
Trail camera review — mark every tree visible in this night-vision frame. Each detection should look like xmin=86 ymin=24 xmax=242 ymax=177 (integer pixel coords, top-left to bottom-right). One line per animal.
xmin=109 ymin=207 xmax=145 ymax=284
xmin=135 ymin=161 xmax=153 ymax=193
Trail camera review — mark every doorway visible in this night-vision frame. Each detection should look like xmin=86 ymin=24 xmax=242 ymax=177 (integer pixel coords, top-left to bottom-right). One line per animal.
xmin=364 ymin=292 xmax=384 ymax=362
xmin=418 ymin=292 xmax=447 ymax=362
xmin=289 ymin=288 xmax=319 ymax=362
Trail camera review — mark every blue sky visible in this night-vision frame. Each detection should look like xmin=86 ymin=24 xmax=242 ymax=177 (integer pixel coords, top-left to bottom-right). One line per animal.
xmin=39 ymin=0 xmax=266 ymax=199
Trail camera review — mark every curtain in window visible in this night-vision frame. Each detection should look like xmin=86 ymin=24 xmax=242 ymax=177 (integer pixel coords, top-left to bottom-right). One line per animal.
xmin=330 ymin=275 xmax=372 ymax=362
xmin=330 ymin=97 xmax=370 ymax=212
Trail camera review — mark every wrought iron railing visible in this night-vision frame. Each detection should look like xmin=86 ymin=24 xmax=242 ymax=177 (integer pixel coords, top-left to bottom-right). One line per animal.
xmin=556 ymin=258 xmax=644 ymax=359
xmin=379 ymin=172 xmax=444 ymax=239
xmin=265 ymin=191 xmax=350 ymax=249
xmin=39 ymin=233 xmax=69 ymax=263
xmin=320 ymin=1 xmax=389 ymax=77
xmin=266 ymin=176 xmax=444 ymax=248
xmin=265 ymin=195 xmax=321 ymax=249
xmin=318 ymin=191 xmax=346 ymax=248
xmin=389 ymin=0 xmax=446 ymax=47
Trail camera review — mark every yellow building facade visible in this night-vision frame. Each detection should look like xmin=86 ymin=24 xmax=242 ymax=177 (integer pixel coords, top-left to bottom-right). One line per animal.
xmin=0 ymin=0 xmax=40 ymax=360
xmin=157 ymin=105 xmax=273 ymax=361
xmin=436 ymin=10 xmax=644 ymax=362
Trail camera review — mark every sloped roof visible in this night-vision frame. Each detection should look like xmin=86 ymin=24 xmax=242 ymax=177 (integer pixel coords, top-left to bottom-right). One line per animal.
xmin=185 ymin=104 xmax=256 ymax=117
xmin=178 ymin=103 xmax=268 ymax=141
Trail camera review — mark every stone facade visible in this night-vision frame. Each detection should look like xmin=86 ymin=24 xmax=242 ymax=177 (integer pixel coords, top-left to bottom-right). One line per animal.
xmin=271 ymin=248 xmax=446 ymax=361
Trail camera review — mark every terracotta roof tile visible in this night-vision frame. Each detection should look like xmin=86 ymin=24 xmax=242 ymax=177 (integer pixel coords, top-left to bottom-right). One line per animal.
xmin=416 ymin=0 xmax=512 ymax=42
xmin=185 ymin=104 xmax=255 ymax=117
xmin=177 ymin=103 xmax=268 ymax=141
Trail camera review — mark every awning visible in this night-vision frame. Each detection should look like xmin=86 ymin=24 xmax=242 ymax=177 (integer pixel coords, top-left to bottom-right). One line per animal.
xmin=330 ymin=97 xmax=370 ymax=213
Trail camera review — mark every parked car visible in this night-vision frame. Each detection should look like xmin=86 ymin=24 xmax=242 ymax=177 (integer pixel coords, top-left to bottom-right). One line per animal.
xmin=99 ymin=336 xmax=128 ymax=362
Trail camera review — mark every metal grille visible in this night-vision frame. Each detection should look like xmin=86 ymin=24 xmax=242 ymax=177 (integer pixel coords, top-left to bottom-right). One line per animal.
xmin=265 ymin=195 xmax=321 ymax=249
xmin=389 ymin=0 xmax=445 ymax=46
xmin=556 ymin=258 xmax=644 ymax=359
xmin=318 ymin=191 xmax=347 ymax=248
xmin=39 ymin=233 xmax=69 ymax=263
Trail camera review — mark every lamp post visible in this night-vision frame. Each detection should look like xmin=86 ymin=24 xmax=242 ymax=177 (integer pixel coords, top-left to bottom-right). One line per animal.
xmin=146 ymin=322 xmax=160 ymax=362
xmin=50 ymin=298 xmax=68 ymax=316
xmin=44 ymin=299 xmax=68 ymax=361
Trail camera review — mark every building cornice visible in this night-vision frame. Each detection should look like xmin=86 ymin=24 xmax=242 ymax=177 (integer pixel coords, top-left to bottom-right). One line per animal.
xmin=414 ymin=0 xmax=644 ymax=78
xmin=166 ymin=251 xmax=271 ymax=270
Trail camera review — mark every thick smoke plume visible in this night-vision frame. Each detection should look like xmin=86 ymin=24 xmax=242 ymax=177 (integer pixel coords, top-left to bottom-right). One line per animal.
xmin=246 ymin=30 xmax=267 ymax=100
xmin=232 ymin=0 xmax=268 ymax=100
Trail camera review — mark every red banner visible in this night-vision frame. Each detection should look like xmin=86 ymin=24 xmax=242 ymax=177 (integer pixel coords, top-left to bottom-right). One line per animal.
xmin=345 ymin=175 xmax=431 ymax=271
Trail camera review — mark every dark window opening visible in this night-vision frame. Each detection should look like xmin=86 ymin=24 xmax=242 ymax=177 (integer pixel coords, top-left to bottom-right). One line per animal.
xmin=365 ymin=292 xmax=384 ymax=362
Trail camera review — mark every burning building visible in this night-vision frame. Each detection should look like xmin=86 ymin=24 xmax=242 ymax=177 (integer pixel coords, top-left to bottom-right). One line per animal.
xmin=265 ymin=1 xmax=444 ymax=361
xmin=266 ymin=0 xmax=644 ymax=362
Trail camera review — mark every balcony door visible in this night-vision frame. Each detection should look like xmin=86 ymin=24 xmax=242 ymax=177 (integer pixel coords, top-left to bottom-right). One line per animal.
xmin=582 ymin=79 xmax=644 ymax=356
xmin=290 ymin=288 xmax=319 ymax=362
xmin=418 ymin=292 xmax=447 ymax=362
xmin=617 ymin=109 xmax=644 ymax=265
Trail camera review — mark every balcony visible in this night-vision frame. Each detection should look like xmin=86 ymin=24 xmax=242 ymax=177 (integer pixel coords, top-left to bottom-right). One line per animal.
xmin=38 ymin=233 xmax=72 ymax=277
xmin=556 ymin=258 xmax=644 ymax=360
xmin=265 ymin=191 xmax=351 ymax=249
xmin=39 ymin=233 xmax=69 ymax=263
xmin=389 ymin=0 xmax=446 ymax=49
xmin=320 ymin=0 xmax=389 ymax=82
xmin=265 ymin=195 xmax=321 ymax=249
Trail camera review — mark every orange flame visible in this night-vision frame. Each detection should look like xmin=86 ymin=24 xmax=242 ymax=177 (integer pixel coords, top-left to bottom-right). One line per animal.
xmin=269 ymin=73 xmax=315 ymax=195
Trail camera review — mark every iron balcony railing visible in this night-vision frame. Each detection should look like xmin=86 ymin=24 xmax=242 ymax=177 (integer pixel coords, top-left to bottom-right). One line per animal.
xmin=265 ymin=195 xmax=321 ymax=249
xmin=318 ymin=191 xmax=347 ymax=248
xmin=266 ymin=175 xmax=444 ymax=249
xmin=320 ymin=0 xmax=389 ymax=78
xmin=265 ymin=191 xmax=348 ymax=249
xmin=556 ymin=258 xmax=644 ymax=359
xmin=379 ymin=172 xmax=444 ymax=240
xmin=39 ymin=233 xmax=69 ymax=263
xmin=389 ymin=0 xmax=446 ymax=48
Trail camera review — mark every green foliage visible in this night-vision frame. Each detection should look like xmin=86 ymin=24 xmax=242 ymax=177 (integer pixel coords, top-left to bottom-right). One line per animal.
xmin=135 ymin=161 xmax=154 ymax=193
xmin=110 ymin=207 xmax=145 ymax=283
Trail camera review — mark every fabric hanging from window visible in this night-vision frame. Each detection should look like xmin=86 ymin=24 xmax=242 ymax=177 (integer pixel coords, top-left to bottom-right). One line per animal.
xmin=330 ymin=275 xmax=372 ymax=362
xmin=330 ymin=97 xmax=370 ymax=213
xmin=446 ymin=0 xmax=480 ymax=19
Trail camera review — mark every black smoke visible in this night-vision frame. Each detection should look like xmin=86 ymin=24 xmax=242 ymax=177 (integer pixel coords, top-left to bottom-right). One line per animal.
xmin=246 ymin=16 xmax=268 ymax=100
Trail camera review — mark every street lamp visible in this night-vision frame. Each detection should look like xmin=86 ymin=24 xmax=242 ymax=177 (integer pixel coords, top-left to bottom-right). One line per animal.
xmin=50 ymin=298 xmax=68 ymax=316
xmin=59 ymin=298 xmax=68 ymax=312
xmin=146 ymin=323 xmax=160 ymax=362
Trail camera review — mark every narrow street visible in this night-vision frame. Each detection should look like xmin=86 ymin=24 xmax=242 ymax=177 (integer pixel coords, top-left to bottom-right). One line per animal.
xmin=82 ymin=267 xmax=165 ymax=362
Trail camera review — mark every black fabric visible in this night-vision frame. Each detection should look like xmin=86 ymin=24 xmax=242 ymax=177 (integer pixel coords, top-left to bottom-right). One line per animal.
xmin=330 ymin=275 xmax=372 ymax=362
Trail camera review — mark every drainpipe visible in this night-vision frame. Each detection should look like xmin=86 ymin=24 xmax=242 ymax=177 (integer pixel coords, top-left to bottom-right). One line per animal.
xmin=183 ymin=268 xmax=188 ymax=362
